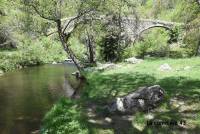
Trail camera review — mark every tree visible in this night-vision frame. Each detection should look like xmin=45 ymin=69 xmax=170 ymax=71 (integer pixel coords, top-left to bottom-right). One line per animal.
xmin=23 ymin=0 xmax=137 ymax=71
xmin=23 ymin=0 xmax=99 ymax=71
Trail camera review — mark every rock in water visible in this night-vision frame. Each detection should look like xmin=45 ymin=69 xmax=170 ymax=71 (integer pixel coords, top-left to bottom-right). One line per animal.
xmin=108 ymin=85 xmax=165 ymax=114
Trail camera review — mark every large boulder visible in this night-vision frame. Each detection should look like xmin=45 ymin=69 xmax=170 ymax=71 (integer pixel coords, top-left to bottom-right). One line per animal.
xmin=108 ymin=85 xmax=165 ymax=114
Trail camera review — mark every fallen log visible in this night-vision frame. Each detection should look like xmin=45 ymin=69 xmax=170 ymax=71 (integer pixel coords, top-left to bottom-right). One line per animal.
xmin=107 ymin=85 xmax=165 ymax=114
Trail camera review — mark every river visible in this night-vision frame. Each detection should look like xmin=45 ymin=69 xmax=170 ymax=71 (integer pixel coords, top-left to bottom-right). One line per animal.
xmin=0 ymin=63 xmax=77 ymax=134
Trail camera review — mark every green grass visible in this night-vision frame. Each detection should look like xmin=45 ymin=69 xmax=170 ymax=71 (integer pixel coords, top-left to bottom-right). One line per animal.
xmin=43 ymin=57 xmax=200 ymax=134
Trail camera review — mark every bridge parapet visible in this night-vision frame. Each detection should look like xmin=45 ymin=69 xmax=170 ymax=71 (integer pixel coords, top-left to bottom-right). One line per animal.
xmin=52 ymin=16 xmax=183 ymax=42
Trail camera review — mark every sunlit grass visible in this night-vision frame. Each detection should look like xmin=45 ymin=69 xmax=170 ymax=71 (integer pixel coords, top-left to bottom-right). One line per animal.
xmin=82 ymin=57 xmax=200 ymax=133
xmin=43 ymin=57 xmax=200 ymax=134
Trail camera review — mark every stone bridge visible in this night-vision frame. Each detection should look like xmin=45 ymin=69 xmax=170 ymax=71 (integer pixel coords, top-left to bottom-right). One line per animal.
xmin=61 ymin=16 xmax=183 ymax=42
xmin=121 ymin=18 xmax=183 ymax=41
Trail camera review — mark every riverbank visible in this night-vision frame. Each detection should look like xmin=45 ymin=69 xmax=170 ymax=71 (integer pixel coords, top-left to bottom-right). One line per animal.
xmin=0 ymin=49 xmax=65 ymax=72
xmin=0 ymin=63 xmax=78 ymax=133
xmin=42 ymin=57 xmax=200 ymax=134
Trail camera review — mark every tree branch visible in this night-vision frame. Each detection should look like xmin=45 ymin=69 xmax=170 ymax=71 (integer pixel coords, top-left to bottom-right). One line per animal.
xmin=62 ymin=9 xmax=95 ymax=34
xmin=30 ymin=4 xmax=58 ymax=21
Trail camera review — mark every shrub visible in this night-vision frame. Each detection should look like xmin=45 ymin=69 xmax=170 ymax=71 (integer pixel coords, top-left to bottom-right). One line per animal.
xmin=99 ymin=34 xmax=123 ymax=62
xmin=169 ymin=47 xmax=193 ymax=58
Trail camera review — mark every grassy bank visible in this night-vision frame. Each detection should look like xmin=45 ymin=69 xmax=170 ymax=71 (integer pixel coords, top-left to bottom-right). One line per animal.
xmin=42 ymin=57 xmax=200 ymax=134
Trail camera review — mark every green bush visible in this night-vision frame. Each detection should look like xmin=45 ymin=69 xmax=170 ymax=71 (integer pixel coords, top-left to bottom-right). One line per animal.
xmin=41 ymin=98 xmax=89 ymax=134
xmin=169 ymin=47 xmax=194 ymax=58
xmin=134 ymin=39 xmax=153 ymax=58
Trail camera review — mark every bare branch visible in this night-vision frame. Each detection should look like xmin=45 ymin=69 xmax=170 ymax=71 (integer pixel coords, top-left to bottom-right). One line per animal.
xmin=46 ymin=30 xmax=58 ymax=37
xmin=62 ymin=9 xmax=95 ymax=34
xmin=30 ymin=4 xmax=58 ymax=21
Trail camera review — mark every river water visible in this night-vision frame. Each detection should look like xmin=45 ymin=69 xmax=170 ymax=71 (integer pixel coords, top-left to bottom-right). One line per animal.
xmin=0 ymin=63 xmax=77 ymax=134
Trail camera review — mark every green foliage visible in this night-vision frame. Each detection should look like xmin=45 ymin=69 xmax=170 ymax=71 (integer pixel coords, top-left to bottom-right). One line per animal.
xmin=167 ymin=26 xmax=180 ymax=44
xmin=177 ymin=0 xmax=200 ymax=56
xmin=69 ymin=37 xmax=87 ymax=62
xmin=127 ymin=29 xmax=170 ymax=58
xmin=134 ymin=38 xmax=153 ymax=58
xmin=41 ymin=98 xmax=89 ymax=134
xmin=99 ymin=34 xmax=121 ymax=62
xmin=0 ymin=37 xmax=65 ymax=71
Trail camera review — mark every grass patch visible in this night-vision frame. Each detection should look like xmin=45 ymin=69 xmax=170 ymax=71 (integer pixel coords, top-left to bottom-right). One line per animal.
xmin=43 ymin=57 xmax=200 ymax=134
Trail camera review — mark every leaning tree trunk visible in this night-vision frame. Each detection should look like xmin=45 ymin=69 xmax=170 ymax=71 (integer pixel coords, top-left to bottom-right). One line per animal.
xmin=107 ymin=85 xmax=165 ymax=114
xmin=56 ymin=20 xmax=83 ymax=72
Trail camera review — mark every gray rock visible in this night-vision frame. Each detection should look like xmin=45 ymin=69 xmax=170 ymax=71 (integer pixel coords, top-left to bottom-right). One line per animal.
xmin=71 ymin=71 xmax=80 ymax=78
xmin=0 ymin=70 xmax=4 ymax=76
xmin=105 ymin=117 xmax=112 ymax=123
xmin=64 ymin=58 xmax=73 ymax=63
xmin=108 ymin=85 xmax=165 ymax=114
xmin=159 ymin=63 xmax=172 ymax=71
xmin=125 ymin=57 xmax=143 ymax=64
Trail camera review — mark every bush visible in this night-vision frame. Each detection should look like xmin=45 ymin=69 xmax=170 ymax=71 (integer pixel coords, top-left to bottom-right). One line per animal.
xmin=134 ymin=38 xmax=153 ymax=58
xmin=99 ymin=34 xmax=121 ymax=62
xmin=41 ymin=98 xmax=89 ymax=134
xmin=169 ymin=47 xmax=194 ymax=58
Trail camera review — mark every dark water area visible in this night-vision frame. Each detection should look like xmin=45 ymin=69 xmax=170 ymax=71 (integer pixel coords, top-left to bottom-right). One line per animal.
xmin=0 ymin=63 xmax=77 ymax=134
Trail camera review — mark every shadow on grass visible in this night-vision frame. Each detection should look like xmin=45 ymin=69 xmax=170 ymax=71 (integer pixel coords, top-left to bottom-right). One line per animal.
xmin=82 ymin=72 xmax=156 ymax=104
xmin=82 ymin=72 xmax=200 ymax=134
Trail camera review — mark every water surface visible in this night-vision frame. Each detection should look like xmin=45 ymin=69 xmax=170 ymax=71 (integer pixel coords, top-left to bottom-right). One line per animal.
xmin=0 ymin=64 xmax=77 ymax=134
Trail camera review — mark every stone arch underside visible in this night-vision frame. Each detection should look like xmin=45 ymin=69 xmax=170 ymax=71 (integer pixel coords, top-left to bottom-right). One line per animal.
xmin=121 ymin=18 xmax=178 ymax=42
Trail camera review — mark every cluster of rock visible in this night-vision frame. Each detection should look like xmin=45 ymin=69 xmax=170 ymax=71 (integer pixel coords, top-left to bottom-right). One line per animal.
xmin=124 ymin=57 xmax=143 ymax=64
xmin=108 ymin=85 xmax=165 ymax=114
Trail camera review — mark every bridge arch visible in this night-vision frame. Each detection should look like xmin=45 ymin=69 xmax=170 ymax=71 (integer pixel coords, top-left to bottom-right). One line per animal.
xmin=132 ymin=25 xmax=174 ymax=43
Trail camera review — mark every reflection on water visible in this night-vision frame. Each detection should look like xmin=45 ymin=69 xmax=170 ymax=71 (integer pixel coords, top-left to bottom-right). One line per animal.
xmin=0 ymin=63 xmax=77 ymax=134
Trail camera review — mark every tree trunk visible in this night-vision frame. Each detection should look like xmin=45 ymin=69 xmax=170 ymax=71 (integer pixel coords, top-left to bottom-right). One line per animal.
xmin=86 ymin=32 xmax=96 ymax=65
xmin=56 ymin=20 xmax=83 ymax=72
